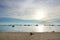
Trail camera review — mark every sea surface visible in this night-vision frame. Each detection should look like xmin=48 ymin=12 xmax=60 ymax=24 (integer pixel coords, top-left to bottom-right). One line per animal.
xmin=0 ymin=24 xmax=60 ymax=32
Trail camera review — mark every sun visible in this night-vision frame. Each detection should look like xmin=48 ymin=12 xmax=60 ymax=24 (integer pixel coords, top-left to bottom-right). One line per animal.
xmin=34 ymin=9 xmax=46 ymax=20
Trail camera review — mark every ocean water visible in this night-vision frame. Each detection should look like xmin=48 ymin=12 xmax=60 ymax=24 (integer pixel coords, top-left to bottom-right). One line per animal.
xmin=0 ymin=24 xmax=60 ymax=32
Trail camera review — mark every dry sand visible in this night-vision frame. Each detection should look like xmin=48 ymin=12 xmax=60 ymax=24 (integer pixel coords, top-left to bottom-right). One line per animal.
xmin=0 ymin=32 xmax=60 ymax=40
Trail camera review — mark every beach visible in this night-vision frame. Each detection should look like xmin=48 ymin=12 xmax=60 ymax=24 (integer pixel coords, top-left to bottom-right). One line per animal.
xmin=0 ymin=32 xmax=60 ymax=40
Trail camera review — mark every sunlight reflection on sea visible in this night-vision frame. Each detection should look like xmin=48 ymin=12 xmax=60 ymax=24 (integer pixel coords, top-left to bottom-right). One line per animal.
xmin=0 ymin=24 xmax=60 ymax=32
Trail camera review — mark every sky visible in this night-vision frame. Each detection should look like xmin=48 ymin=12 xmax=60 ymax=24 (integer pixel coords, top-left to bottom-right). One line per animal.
xmin=0 ymin=0 xmax=60 ymax=22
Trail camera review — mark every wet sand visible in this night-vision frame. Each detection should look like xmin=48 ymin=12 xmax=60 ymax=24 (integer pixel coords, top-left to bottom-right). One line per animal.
xmin=0 ymin=32 xmax=60 ymax=40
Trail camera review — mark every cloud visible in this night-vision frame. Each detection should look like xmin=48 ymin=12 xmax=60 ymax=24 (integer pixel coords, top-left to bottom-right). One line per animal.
xmin=0 ymin=0 xmax=60 ymax=21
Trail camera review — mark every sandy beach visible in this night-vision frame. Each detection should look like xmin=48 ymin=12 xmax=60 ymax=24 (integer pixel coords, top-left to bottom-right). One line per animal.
xmin=0 ymin=32 xmax=60 ymax=40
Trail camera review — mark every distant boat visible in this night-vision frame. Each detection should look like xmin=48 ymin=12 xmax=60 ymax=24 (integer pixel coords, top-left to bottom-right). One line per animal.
xmin=27 ymin=25 xmax=30 ymax=26
xmin=12 ymin=25 xmax=15 ymax=27
xmin=57 ymin=25 xmax=60 ymax=26
xmin=24 ymin=25 xmax=27 ymax=26
xmin=35 ymin=24 xmax=38 ymax=26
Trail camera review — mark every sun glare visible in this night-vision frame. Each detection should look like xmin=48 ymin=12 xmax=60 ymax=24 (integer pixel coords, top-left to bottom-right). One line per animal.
xmin=34 ymin=9 xmax=46 ymax=20
xmin=37 ymin=25 xmax=44 ymax=32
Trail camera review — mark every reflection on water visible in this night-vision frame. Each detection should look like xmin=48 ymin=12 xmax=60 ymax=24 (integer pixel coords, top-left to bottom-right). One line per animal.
xmin=0 ymin=24 xmax=60 ymax=32
xmin=36 ymin=25 xmax=53 ymax=32
xmin=37 ymin=25 xmax=44 ymax=32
